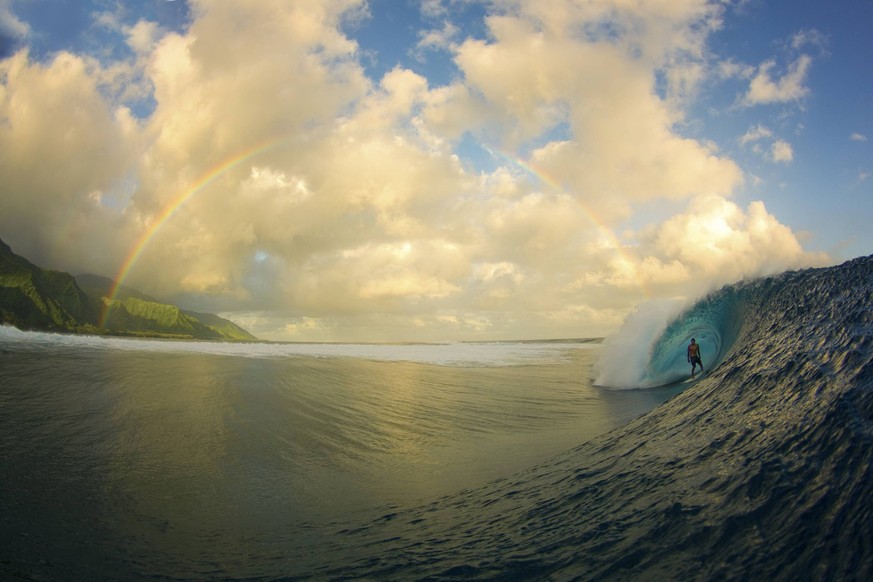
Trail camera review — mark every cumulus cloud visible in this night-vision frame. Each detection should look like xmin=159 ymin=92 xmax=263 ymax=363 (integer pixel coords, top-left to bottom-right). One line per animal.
xmin=850 ymin=133 xmax=867 ymax=142
xmin=0 ymin=49 xmax=138 ymax=274
xmin=647 ymin=195 xmax=826 ymax=286
xmin=0 ymin=0 xmax=829 ymax=341
xmin=451 ymin=0 xmax=742 ymax=217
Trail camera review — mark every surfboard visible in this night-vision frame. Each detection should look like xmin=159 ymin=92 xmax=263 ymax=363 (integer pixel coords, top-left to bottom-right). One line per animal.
xmin=685 ymin=371 xmax=706 ymax=383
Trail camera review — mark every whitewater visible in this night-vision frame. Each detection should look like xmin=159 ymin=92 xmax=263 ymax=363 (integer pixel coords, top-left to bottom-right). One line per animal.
xmin=1 ymin=256 xmax=871 ymax=580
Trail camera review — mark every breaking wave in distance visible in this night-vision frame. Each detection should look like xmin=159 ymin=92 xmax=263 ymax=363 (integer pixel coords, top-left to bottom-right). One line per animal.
xmin=0 ymin=325 xmax=594 ymax=368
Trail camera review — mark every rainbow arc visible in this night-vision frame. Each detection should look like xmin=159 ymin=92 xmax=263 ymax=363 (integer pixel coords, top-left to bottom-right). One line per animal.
xmin=101 ymin=140 xmax=650 ymax=327
xmin=100 ymin=136 xmax=292 ymax=327
xmin=488 ymin=147 xmax=651 ymax=298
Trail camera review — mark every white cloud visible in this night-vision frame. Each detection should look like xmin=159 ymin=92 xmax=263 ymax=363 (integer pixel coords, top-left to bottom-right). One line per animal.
xmin=420 ymin=0 xmax=448 ymax=19
xmin=648 ymin=195 xmax=827 ymax=285
xmin=416 ymin=20 xmax=459 ymax=53
xmin=124 ymin=20 xmax=161 ymax=55
xmin=770 ymin=139 xmax=793 ymax=163
xmin=450 ymin=1 xmax=743 ymax=216
xmin=0 ymin=50 xmax=138 ymax=274
xmin=850 ymin=133 xmax=868 ymax=142
xmin=739 ymin=124 xmax=792 ymax=164
xmin=718 ymin=58 xmax=753 ymax=80
xmin=739 ymin=124 xmax=773 ymax=146
xmin=742 ymin=54 xmax=812 ymax=106
xmin=790 ymin=29 xmax=827 ymax=51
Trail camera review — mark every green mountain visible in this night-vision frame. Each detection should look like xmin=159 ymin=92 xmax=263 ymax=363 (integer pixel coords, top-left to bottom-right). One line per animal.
xmin=0 ymin=239 xmax=257 ymax=341
xmin=78 ymin=274 xmax=257 ymax=342
xmin=0 ymin=239 xmax=101 ymax=333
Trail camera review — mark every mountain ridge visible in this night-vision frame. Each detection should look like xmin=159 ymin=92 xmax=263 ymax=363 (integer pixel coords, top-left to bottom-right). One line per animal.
xmin=0 ymin=238 xmax=257 ymax=341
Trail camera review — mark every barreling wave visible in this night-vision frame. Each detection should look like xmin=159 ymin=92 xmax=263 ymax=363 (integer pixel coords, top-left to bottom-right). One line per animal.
xmin=597 ymin=273 xmax=770 ymax=389
xmin=308 ymin=256 xmax=873 ymax=580
xmin=642 ymin=281 xmax=744 ymax=387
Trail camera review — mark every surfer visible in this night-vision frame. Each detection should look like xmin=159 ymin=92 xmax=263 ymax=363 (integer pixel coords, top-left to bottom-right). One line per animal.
xmin=687 ymin=338 xmax=703 ymax=378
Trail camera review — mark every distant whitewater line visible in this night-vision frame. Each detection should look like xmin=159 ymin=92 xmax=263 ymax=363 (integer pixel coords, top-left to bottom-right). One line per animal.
xmin=0 ymin=326 xmax=597 ymax=367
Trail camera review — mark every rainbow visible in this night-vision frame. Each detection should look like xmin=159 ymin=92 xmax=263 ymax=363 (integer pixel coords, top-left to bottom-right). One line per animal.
xmin=487 ymin=147 xmax=651 ymax=298
xmin=100 ymin=136 xmax=291 ymax=327
xmin=486 ymin=147 xmax=566 ymax=192
xmin=100 ymin=138 xmax=650 ymax=328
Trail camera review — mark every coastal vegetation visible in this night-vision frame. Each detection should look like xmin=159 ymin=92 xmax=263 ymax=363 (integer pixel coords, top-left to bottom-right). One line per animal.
xmin=0 ymin=238 xmax=257 ymax=341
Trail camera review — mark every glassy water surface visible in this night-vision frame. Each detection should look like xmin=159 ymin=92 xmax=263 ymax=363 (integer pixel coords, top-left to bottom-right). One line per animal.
xmin=0 ymin=329 xmax=680 ymax=579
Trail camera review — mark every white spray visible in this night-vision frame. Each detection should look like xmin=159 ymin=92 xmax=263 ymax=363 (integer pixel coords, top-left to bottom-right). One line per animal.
xmin=595 ymin=298 xmax=686 ymax=389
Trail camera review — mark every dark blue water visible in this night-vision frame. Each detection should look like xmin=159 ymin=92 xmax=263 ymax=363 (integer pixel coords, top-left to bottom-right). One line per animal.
xmin=2 ymin=255 xmax=872 ymax=580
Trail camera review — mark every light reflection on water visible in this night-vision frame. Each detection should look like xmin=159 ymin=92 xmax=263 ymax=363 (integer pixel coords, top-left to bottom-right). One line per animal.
xmin=0 ymin=331 xmax=679 ymax=579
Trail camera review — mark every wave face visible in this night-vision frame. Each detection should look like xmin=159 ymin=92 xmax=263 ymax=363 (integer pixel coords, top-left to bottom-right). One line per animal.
xmin=312 ymin=256 xmax=873 ymax=579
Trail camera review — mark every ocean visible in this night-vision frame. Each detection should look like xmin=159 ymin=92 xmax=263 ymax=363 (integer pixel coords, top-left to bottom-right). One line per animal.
xmin=1 ymin=256 xmax=871 ymax=580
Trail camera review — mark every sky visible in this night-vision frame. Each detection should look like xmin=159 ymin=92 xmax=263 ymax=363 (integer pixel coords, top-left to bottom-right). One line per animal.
xmin=0 ymin=0 xmax=870 ymax=342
